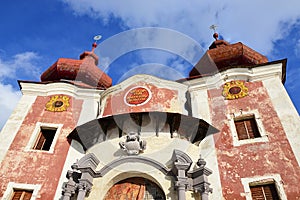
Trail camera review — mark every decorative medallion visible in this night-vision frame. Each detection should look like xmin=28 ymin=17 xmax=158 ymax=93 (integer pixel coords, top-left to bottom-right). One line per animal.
xmin=119 ymin=132 xmax=146 ymax=155
xmin=222 ymin=81 xmax=248 ymax=100
xmin=45 ymin=95 xmax=70 ymax=112
xmin=124 ymin=86 xmax=151 ymax=106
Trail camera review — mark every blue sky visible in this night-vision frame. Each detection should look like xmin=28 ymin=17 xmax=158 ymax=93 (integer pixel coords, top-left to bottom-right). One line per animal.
xmin=0 ymin=0 xmax=299 ymax=128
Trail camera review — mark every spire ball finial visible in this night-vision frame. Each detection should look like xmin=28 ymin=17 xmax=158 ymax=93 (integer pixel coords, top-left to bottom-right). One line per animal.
xmin=213 ymin=32 xmax=219 ymax=40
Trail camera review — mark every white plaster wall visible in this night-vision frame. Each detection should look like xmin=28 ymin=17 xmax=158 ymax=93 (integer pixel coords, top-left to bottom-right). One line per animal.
xmin=76 ymin=98 xmax=99 ymax=126
xmin=54 ymin=139 xmax=85 ymax=200
xmin=0 ymin=95 xmax=36 ymax=164
xmin=87 ymin=135 xmax=201 ymax=200
xmin=89 ymin=135 xmax=199 ymax=171
xmin=189 ymin=89 xmax=224 ymax=200
xmin=263 ymin=78 xmax=300 ymax=166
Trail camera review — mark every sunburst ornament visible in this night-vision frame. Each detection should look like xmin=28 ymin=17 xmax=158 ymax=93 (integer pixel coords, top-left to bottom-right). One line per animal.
xmin=45 ymin=95 xmax=70 ymax=112
xmin=222 ymin=81 xmax=248 ymax=100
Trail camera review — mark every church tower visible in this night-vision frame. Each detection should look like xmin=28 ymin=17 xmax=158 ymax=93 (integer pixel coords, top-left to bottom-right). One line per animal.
xmin=186 ymin=32 xmax=300 ymax=199
xmin=0 ymin=33 xmax=299 ymax=200
xmin=0 ymin=44 xmax=112 ymax=199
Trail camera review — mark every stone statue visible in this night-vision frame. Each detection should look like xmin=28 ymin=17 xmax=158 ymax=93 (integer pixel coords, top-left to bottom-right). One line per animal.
xmin=119 ymin=132 xmax=146 ymax=155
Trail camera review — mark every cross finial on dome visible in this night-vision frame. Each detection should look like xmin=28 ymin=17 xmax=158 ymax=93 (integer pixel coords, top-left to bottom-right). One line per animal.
xmin=209 ymin=24 xmax=219 ymax=40
xmin=92 ymin=35 xmax=102 ymax=52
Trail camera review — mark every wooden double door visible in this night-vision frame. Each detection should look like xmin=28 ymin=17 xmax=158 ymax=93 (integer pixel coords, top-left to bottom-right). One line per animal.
xmin=104 ymin=177 xmax=165 ymax=200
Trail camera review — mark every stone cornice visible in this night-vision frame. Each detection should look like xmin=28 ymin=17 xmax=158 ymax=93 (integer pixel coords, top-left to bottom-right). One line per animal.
xmin=186 ymin=62 xmax=284 ymax=92
xmin=101 ymin=74 xmax=187 ymax=99
xmin=19 ymin=81 xmax=103 ymax=100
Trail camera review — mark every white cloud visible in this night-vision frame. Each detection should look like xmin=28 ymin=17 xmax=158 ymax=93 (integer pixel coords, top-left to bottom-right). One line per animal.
xmin=0 ymin=52 xmax=40 ymax=129
xmin=63 ymin=0 xmax=300 ymax=55
xmin=0 ymin=83 xmax=21 ymax=129
xmin=96 ymin=27 xmax=204 ymax=78
xmin=295 ymin=39 xmax=300 ymax=58
xmin=0 ymin=52 xmax=41 ymax=81
xmin=117 ymin=63 xmax=184 ymax=83
xmin=62 ymin=0 xmax=300 ymax=114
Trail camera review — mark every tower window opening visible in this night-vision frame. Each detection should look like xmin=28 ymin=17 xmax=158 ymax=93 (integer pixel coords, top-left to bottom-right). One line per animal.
xmin=33 ymin=127 xmax=57 ymax=151
xmin=11 ymin=189 xmax=33 ymax=200
xmin=250 ymin=182 xmax=280 ymax=200
xmin=234 ymin=115 xmax=260 ymax=140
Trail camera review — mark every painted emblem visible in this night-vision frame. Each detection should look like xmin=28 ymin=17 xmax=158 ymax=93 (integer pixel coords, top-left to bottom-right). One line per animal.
xmin=124 ymin=86 xmax=151 ymax=106
xmin=45 ymin=95 xmax=70 ymax=112
xmin=222 ymin=81 xmax=248 ymax=100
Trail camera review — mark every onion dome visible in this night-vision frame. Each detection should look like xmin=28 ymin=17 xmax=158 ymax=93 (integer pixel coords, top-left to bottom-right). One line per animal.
xmin=41 ymin=43 xmax=112 ymax=89
xmin=189 ymin=32 xmax=268 ymax=77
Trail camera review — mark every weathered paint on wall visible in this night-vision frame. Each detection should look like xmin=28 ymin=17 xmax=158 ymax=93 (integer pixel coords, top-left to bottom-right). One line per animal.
xmin=208 ymin=80 xmax=300 ymax=199
xmin=0 ymin=95 xmax=83 ymax=199
xmin=102 ymin=82 xmax=179 ymax=116
xmin=189 ymin=88 xmax=224 ymax=199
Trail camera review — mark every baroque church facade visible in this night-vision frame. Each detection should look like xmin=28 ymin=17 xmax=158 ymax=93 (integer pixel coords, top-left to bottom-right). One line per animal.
xmin=0 ymin=33 xmax=300 ymax=200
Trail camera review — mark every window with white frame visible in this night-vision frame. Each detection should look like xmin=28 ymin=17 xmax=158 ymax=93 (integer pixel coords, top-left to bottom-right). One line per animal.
xmin=234 ymin=114 xmax=260 ymax=140
xmin=241 ymin=175 xmax=287 ymax=200
xmin=2 ymin=182 xmax=41 ymax=200
xmin=228 ymin=110 xmax=268 ymax=146
xmin=25 ymin=122 xmax=63 ymax=153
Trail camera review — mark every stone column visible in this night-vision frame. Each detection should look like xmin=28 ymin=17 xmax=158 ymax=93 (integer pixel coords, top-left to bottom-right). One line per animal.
xmin=199 ymin=182 xmax=212 ymax=200
xmin=174 ymin=162 xmax=190 ymax=200
xmin=77 ymin=180 xmax=92 ymax=200
xmin=62 ymin=170 xmax=77 ymax=200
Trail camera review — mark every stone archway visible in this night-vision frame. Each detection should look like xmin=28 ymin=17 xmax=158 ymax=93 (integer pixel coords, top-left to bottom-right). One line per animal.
xmin=104 ymin=177 xmax=165 ymax=200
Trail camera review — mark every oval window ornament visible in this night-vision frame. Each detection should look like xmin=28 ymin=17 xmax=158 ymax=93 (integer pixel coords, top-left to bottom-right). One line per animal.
xmin=124 ymin=86 xmax=151 ymax=106
xmin=45 ymin=95 xmax=70 ymax=112
xmin=222 ymin=81 xmax=248 ymax=100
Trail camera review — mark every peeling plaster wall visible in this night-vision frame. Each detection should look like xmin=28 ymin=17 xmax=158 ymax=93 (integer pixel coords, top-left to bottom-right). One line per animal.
xmin=208 ymin=80 xmax=300 ymax=199
xmin=263 ymin=78 xmax=300 ymax=166
xmin=0 ymin=93 xmax=83 ymax=199
xmin=100 ymin=75 xmax=188 ymax=117
xmin=189 ymin=88 xmax=223 ymax=200
xmin=0 ymin=95 xmax=36 ymax=164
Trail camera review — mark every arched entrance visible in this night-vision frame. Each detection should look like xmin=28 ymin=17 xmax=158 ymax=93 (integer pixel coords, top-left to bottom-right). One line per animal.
xmin=104 ymin=177 xmax=165 ymax=200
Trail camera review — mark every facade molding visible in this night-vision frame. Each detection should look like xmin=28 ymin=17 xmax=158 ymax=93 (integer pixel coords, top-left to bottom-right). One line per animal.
xmin=63 ymin=151 xmax=213 ymax=200
xmin=19 ymin=81 xmax=102 ymax=100
xmin=24 ymin=122 xmax=63 ymax=153
xmin=186 ymin=63 xmax=283 ymax=91
xmin=101 ymin=74 xmax=188 ymax=99
xmin=241 ymin=174 xmax=287 ymax=200
xmin=2 ymin=182 xmax=41 ymax=200
xmin=227 ymin=109 xmax=268 ymax=146
xmin=97 ymin=155 xmax=171 ymax=177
